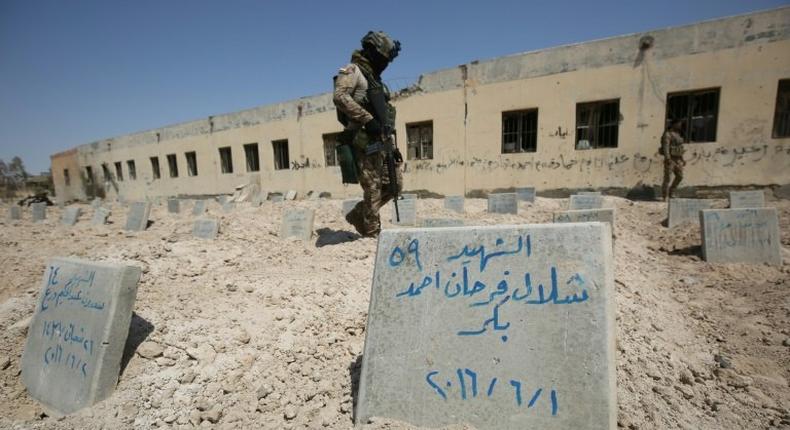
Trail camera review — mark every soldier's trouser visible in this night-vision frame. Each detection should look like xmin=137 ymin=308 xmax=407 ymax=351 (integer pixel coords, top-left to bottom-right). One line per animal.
xmin=661 ymin=157 xmax=684 ymax=199
xmin=346 ymin=148 xmax=402 ymax=236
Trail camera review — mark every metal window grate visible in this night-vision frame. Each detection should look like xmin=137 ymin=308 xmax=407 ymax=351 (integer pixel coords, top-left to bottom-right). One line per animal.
xmin=576 ymin=100 xmax=620 ymax=149
xmin=773 ymin=79 xmax=790 ymax=139
xmin=665 ymin=88 xmax=720 ymax=143
xmin=114 ymin=161 xmax=123 ymax=181
xmin=185 ymin=151 xmax=198 ymax=176
xmin=150 ymin=157 xmax=160 ymax=179
xmin=127 ymin=160 xmax=136 ymax=180
xmin=272 ymin=140 xmax=290 ymax=170
xmin=406 ymin=121 xmax=433 ymax=160
xmin=167 ymin=154 xmax=178 ymax=178
xmin=502 ymin=109 xmax=538 ymax=153
xmin=219 ymin=147 xmax=233 ymax=174
xmin=323 ymin=133 xmax=341 ymax=167
xmin=244 ymin=143 xmax=260 ymax=172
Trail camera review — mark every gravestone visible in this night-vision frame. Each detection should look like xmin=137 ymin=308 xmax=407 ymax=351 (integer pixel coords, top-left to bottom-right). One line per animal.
xmin=444 ymin=196 xmax=465 ymax=214
xmin=8 ymin=206 xmax=22 ymax=220
xmin=192 ymin=200 xmax=207 ymax=216
xmin=401 ymin=193 xmax=417 ymax=200
xmin=568 ymin=195 xmax=603 ymax=210
xmin=487 ymin=193 xmax=518 ymax=214
xmin=271 ymin=194 xmax=285 ymax=203
xmin=419 ymin=218 xmax=465 ymax=228
xmin=61 ymin=208 xmax=82 ymax=226
xmin=392 ymin=197 xmax=417 ymax=226
xmin=358 ymin=223 xmax=616 ymax=429
xmin=167 ymin=199 xmax=180 ymax=214
xmin=343 ymin=199 xmax=362 ymax=216
xmin=222 ymin=201 xmax=235 ymax=212
xmin=192 ymin=218 xmax=220 ymax=240
xmin=32 ymin=203 xmax=47 ymax=222
xmin=91 ymin=198 xmax=102 ymax=209
xmin=280 ymin=208 xmax=315 ymax=240
xmin=252 ymin=191 xmax=269 ymax=206
xmin=515 ymin=187 xmax=536 ymax=203
xmin=307 ymin=191 xmax=320 ymax=200
xmin=217 ymin=195 xmax=230 ymax=205
xmin=124 ymin=202 xmax=151 ymax=231
xmin=553 ymin=209 xmax=616 ymax=232
xmin=667 ymin=198 xmax=713 ymax=228
xmin=700 ymin=208 xmax=781 ymax=266
xmin=729 ymin=190 xmax=765 ymax=209
xmin=91 ymin=208 xmax=111 ymax=225
xmin=577 ymin=191 xmax=602 ymax=196
xmin=285 ymin=190 xmax=297 ymax=200
xmin=21 ymin=257 xmax=141 ymax=415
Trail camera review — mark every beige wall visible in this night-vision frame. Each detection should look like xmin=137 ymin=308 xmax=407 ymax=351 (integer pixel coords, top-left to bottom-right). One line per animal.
xmin=53 ymin=8 xmax=790 ymax=201
xmin=51 ymin=149 xmax=86 ymax=201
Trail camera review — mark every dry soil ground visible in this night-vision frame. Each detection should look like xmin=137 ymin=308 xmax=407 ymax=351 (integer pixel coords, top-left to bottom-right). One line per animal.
xmin=0 ymin=196 xmax=788 ymax=430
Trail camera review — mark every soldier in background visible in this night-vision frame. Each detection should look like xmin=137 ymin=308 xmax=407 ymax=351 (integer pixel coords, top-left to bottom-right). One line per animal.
xmin=333 ymin=31 xmax=402 ymax=237
xmin=661 ymin=119 xmax=685 ymax=201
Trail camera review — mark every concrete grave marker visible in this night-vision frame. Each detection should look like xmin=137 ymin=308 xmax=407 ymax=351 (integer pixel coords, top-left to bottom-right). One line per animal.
xmin=285 ymin=190 xmax=297 ymax=200
xmin=667 ymin=198 xmax=713 ymax=228
xmin=217 ymin=195 xmax=230 ymax=205
xmin=91 ymin=208 xmax=111 ymax=225
xmin=167 ymin=199 xmax=180 ymax=214
xmin=32 ymin=203 xmax=47 ymax=222
xmin=124 ymin=202 xmax=151 ymax=231
xmin=21 ymin=257 xmax=141 ymax=415
xmin=252 ymin=191 xmax=269 ymax=206
xmin=358 ymin=223 xmax=616 ymax=429
xmin=401 ymin=193 xmax=417 ymax=200
xmin=487 ymin=193 xmax=518 ymax=214
xmin=554 ymin=208 xmax=616 ymax=232
xmin=392 ymin=197 xmax=417 ymax=226
xmin=192 ymin=218 xmax=220 ymax=240
xmin=729 ymin=190 xmax=765 ymax=209
xmin=271 ymin=194 xmax=285 ymax=203
xmin=91 ymin=198 xmax=102 ymax=209
xmin=61 ymin=207 xmax=82 ymax=226
xmin=280 ymin=208 xmax=315 ymax=240
xmin=577 ymin=191 xmax=602 ymax=196
xmin=515 ymin=187 xmax=536 ymax=202
xmin=419 ymin=218 xmax=465 ymax=228
xmin=700 ymin=208 xmax=781 ymax=266
xmin=343 ymin=199 xmax=362 ymax=216
xmin=222 ymin=201 xmax=235 ymax=212
xmin=444 ymin=196 xmax=465 ymax=214
xmin=8 ymin=206 xmax=22 ymax=220
xmin=569 ymin=194 xmax=603 ymax=210
xmin=192 ymin=200 xmax=207 ymax=216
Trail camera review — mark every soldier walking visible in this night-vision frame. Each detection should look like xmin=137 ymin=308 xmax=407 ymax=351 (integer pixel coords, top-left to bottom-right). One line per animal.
xmin=661 ymin=119 xmax=685 ymax=201
xmin=333 ymin=31 xmax=403 ymax=237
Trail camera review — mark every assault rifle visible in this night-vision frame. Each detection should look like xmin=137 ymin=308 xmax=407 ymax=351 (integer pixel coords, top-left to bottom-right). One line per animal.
xmin=364 ymin=80 xmax=401 ymax=222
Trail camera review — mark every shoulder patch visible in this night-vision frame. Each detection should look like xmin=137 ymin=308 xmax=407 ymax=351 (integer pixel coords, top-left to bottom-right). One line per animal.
xmin=338 ymin=64 xmax=357 ymax=74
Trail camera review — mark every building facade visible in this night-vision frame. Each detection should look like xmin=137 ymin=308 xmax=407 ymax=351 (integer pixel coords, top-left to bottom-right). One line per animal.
xmin=51 ymin=7 xmax=790 ymax=202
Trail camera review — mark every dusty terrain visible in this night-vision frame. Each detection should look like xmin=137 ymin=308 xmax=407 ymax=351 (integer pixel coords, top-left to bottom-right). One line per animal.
xmin=0 ymin=195 xmax=788 ymax=430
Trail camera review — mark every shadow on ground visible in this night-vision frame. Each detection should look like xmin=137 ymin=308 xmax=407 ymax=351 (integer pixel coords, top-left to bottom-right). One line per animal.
xmin=315 ymin=228 xmax=360 ymax=247
xmin=348 ymin=354 xmax=363 ymax=422
xmin=120 ymin=312 xmax=154 ymax=377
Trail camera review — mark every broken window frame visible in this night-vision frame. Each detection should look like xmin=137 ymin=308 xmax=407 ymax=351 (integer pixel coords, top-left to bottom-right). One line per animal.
xmin=244 ymin=143 xmax=260 ymax=172
xmin=166 ymin=154 xmax=178 ymax=178
xmin=114 ymin=161 xmax=123 ymax=181
xmin=218 ymin=146 xmax=233 ymax=174
xmin=272 ymin=139 xmax=290 ymax=170
xmin=127 ymin=160 xmax=136 ymax=180
xmin=665 ymin=88 xmax=720 ymax=143
xmin=322 ymin=133 xmax=341 ymax=167
xmin=406 ymin=121 xmax=434 ymax=160
xmin=502 ymin=109 xmax=539 ymax=153
xmin=773 ymin=79 xmax=790 ymax=139
xmin=575 ymin=99 xmax=620 ymax=150
xmin=150 ymin=157 xmax=161 ymax=180
xmin=185 ymin=151 xmax=198 ymax=177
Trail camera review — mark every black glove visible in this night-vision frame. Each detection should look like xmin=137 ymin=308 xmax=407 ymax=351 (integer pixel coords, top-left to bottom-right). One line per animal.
xmin=365 ymin=118 xmax=382 ymax=137
xmin=394 ymin=148 xmax=403 ymax=163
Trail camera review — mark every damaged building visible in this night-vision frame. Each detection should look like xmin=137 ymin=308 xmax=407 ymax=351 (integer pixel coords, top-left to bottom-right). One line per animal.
xmin=51 ymin=7 xmax=790 ymax=201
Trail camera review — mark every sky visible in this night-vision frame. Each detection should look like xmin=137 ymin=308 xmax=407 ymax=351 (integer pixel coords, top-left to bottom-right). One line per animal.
xmin=1 ymin=0 xmax=787 ymax=174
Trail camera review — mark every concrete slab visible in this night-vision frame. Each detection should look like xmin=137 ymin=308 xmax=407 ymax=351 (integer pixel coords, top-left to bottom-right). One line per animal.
xmin=577 ymin=191 xmax=602 ymax=196
xmin=91 ymin=208 xmax=111 ymax=225
xmin=285 ymin=190 xmax=297 ymax=200
xmin=192 ymin=200 xmax=207 ymax=216
xmin=419 ymin=218 xmax=465 ymax=228
xmin=667 ymin=198 xmax=713 ymax=228
xmin=444 ymin=196 xmax=465 ymax=214
xmin=167 ymin=199 xmax=180 ymax=214
xmin=700 ymin=208 xmax=781 ymax=266
xmin=192 ymin=218 xmax=220 ymax=240
xmin=358 ymin=223 xmax=616 ymax=429
xmin=553 ymin=209 xmax=615 ymax=232
xmin=222 ymin=201 xmax=235 ymax=212
xmin=515 ymin=187 xmax=536 ymax=202
xmin=90 ymin=198 xmax=102 ymax=209
xmin=32 ymin=203 xmax=47 ymax=222
xmin=8 ymin=206 xmax=22 ymax=220
xmin=568 ymin=194 xmax=603 ymax=210
xmin=342 ymin=199 xmax=362 ymax=216
xmin=21 ymin=257 xmax=141 ymax=415
xmin=728 ymin=190 xmax=765 ymax=209
xmin=124 ymin=202 xmax=151 ymax=231
xmin=401 ymin=193 xmax=418 ymax=200
xmin=487 ymin=193 xmax=517 ymax=214
xmin=391 ymin=198 xmax=417 ymax=226
xmin=271 ymin=195 xmax=284 ymax=203
xmin=217 ymin=195 xmax=230 ymax=205
xmin=280 ymin=208 xmax=315 ymax=240
xmin=61 ymin=208 xmax=82 ymax=226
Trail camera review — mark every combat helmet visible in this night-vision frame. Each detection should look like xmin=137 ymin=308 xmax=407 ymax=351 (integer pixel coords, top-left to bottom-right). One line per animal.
xmin=361 ymin=31 xmax=401 ymax=62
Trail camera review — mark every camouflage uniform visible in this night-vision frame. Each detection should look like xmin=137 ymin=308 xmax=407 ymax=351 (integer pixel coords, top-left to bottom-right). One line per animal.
xmin=661 ymin=129 xmax=685 ymax=200
xmin=333 ymin=63 xmax=402 ymax=237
